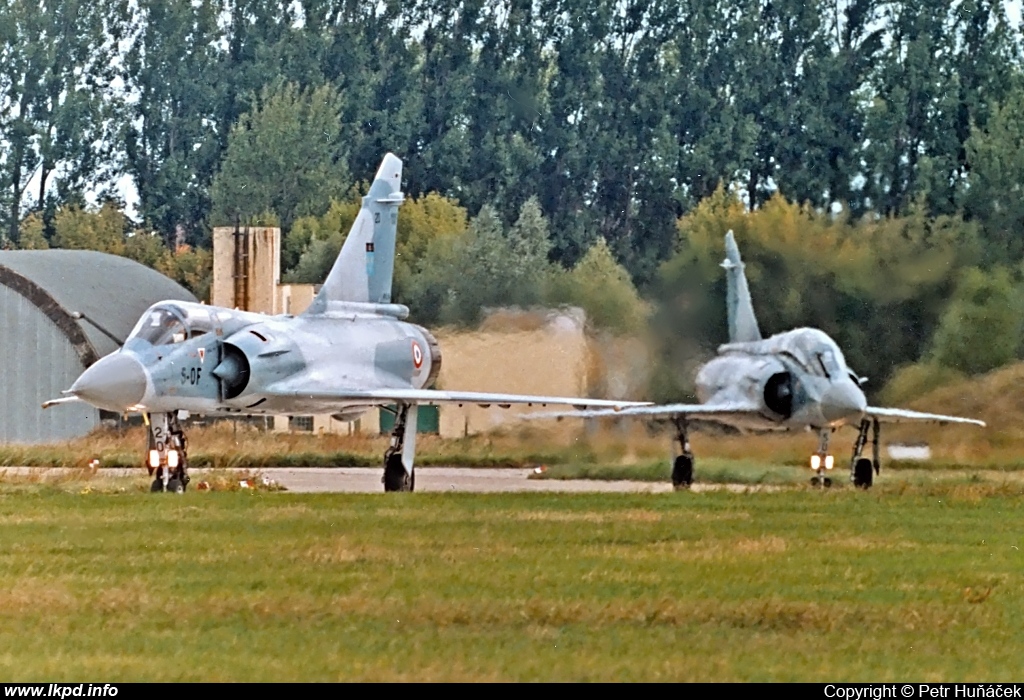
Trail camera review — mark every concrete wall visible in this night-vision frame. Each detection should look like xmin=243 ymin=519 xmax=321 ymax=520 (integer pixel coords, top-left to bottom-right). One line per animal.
xmin=277 ymin=284 xmax=316 ymax=316
xmin=211 ymin=226 xmax=281 ymax=313
xmin=272 ymin=411 xmax=379 ymax=435
xmin=432 ymin=311 xmax=590 ymax=437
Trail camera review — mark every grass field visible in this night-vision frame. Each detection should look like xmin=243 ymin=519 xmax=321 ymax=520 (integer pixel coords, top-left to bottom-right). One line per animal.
xmin=1 ymin=478 xmax=1023 ymax=681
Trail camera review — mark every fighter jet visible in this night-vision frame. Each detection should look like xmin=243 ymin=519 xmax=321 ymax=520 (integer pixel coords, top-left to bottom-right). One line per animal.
xmin=43 ymin=153 xmax=647 ymax=493
xmin=534 ymin=230 xmax=985 ymax=489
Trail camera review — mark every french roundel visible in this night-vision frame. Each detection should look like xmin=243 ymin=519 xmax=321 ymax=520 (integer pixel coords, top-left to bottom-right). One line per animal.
xmin=412 ymin=341 xmax=423 ymax=369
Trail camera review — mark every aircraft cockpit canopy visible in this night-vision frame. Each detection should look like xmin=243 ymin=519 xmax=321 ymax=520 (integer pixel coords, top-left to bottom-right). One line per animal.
xmin=783 ymin=329 xmax=848 ymax=379
xmin=127 ymin=303 xmax=218 ymax=346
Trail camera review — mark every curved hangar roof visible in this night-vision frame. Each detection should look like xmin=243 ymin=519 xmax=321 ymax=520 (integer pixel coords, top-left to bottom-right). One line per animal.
xmin=0 ymin=250 xmax=197 ymax=443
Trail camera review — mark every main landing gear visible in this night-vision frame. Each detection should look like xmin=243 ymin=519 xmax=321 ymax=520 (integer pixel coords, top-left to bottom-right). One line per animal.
xmin=849 ymin=417 xmax=880 ymax=489
xmin=382 ymin=404 xmax=416 ymax=492
xmin=145 ymin=412 xmax=190 ymax=494
xmin=671 ymin=417 xmax=694 ymax=490
xmin=809 ymin=419 xmax=881 ymax=489
xmin=810 ymin=429 xmax=834 ymax=488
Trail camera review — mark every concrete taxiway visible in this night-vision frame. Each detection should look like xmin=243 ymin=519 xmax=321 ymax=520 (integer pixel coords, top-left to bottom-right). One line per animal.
xmin=0 ymin=466 xmax=777 ymax=493
xmin=261 ymin=467 xmax=679 ymax=493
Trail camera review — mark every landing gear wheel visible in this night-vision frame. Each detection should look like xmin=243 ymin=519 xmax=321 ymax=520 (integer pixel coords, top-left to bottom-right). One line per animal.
xmin=853 ymin=457 xmax=873 ymax=489
xmin=383 ymin=453 xmax=413 ymax=492
xmin=823 ymin=477 xmax=833 ymax=488
xmin=670 ymin=417 xmax=695 ymax=490
xmin=144 ymin=412 xmax=191 ymax=495
xmin=381 ymin=404 xmax=417 ymax=493
xmin=848 ymin=418 xmax=880 ymax=489
xmin=810 ymin=476 xmax=820 ymax=487
xmin=672 ymin=455 xmax=694 ymax=490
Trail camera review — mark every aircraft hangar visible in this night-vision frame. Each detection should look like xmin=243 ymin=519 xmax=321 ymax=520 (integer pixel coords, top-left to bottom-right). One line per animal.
xmin=0 ymin=250 xmax=196 ymax=444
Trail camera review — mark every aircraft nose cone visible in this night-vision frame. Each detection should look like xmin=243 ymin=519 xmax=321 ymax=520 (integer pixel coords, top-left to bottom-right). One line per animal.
xmin=820 ymin=380 xmax=868 ymax=425
xmin=70 ymin=353 xmax=147 ymax=412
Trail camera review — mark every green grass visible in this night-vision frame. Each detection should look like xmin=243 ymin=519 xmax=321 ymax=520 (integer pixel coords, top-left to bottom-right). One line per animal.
xmin=1 ymin=479 xmax=1023 ymax=680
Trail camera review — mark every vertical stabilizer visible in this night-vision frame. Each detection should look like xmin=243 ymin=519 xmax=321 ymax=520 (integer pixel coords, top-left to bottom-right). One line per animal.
xmin=305 ymin=153 xmax=404 ymax=313
xmin=721 ymin=230 xmax=762 ymax=342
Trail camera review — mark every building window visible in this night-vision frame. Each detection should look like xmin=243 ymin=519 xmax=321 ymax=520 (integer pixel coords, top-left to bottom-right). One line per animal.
xmin=288 ymin=415 xmax=314 ymax=432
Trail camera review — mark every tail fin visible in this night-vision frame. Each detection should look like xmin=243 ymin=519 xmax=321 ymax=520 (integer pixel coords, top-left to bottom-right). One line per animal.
xmin=305 ymin=153 xmax=404 ymax=314
xmin=721 ymin=230 xmax=762 ymax=342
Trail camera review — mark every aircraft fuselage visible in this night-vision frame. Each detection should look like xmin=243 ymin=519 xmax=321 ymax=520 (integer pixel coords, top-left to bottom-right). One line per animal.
xmin=695 ymin=326 xmax=867 ymax=431
xmin=69 ymin=300 xmax=440 ymax=418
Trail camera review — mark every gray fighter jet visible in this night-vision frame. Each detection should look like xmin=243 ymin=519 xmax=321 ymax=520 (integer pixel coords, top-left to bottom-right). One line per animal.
xmin=535 ymin=231 xmax=984 ymax=489
xmin=43 ymin=153 xmax=647 ymax=493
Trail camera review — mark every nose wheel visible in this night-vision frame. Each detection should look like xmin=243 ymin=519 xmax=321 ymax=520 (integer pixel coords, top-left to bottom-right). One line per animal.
xmin=145 ymin=412 xmax=190 ymax=494
xmin=810 ymin=429 xmax=835 ymax=488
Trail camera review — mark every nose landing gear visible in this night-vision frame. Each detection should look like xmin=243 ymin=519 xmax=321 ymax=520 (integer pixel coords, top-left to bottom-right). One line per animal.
xmin=810 ymin=429 xmax=834 ymax=488
xmin=145 ymin=412 xmax=190 ymax=494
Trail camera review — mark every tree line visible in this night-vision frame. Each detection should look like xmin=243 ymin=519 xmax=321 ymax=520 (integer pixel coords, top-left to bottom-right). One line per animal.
xmin=3 ymin=0 xmax=1024 ymax=397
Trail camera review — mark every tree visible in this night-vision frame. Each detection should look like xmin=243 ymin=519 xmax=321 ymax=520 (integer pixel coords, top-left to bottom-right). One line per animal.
xmin=51 ymin=201 xmax=127 ymax=255
xmin=403 ymin=1 xmax=476 ymax=199
xmin=407 ymin=201 xmax=554 ymax=326
xmin=961 ymin=86 xmax=1024 ymax=262
xmin=122 ymin=0 xmax=223 ymax=247
xmin=438 ymin=204 xmax=512 ymax=325
xmin=504 ymin=197 xmax=552 ymax=295
xmin=123 ymin=230 xmax=171 ymax=268
xmin=725 ymin=0 xmax=828 ymax=210
xmin=392 ymin=192 xmax=468 ymax=303
xmin=772 ymin=0 xmax=884 ymax=213
xmin=930 ymin=0 xmax=1021 ymax=217
xmin=0 ymin=0 xmax=127 ymax=245
xmin=17 ymin=212 xmax=49 ymax=249
xmin=157 ymin=246 xmax=213 ymax=303
xmin=284 ymin=198 xmax=361 ymax=284
xmin=537 ymin=0 xmax=688 ymax=279
xmin=304 ymin=1 xmax=422 ymax=189
xmin=549 ymin=237 xmax=648 ymax=333
xmin=215 ymin=0 xmax=295 ymax=149
xmin=860 ymin=0 xmax=967 ymax=216
xmin=209 ymin=81 xmax=349 ymax=232
xmin=930 ymin=267 xmax=1022 ymax=374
